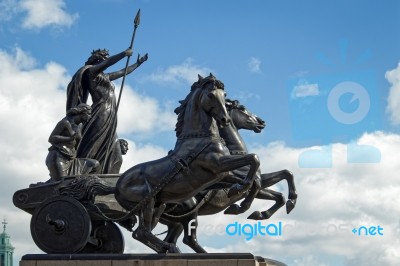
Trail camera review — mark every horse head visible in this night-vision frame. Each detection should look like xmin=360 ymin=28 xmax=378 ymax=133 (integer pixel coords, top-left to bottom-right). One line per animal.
xmin=226 ymin=99 xmax=266 ymax=133
xmin=174 ymin=73 xmax=231 ymax=137
xmin=196 ymin=73 xmax=230 ymax=128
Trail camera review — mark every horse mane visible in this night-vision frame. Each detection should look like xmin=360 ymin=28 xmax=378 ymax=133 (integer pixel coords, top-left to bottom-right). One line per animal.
xmin=174 ymin=73 xmax=224 ymax=137
xmin=174 ymin=91 xmax=193 ymax=137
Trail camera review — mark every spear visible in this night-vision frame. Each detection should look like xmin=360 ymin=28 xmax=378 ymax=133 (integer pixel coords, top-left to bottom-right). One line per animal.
xmin=103 ymin=9 xmax=141 ymax=173
xmin=116 ymin=8 xmax=141 ymax=112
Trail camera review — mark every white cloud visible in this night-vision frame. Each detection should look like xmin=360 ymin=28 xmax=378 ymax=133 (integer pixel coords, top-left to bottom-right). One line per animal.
xmin=386 ymin=63 xmax=400 ymax=125
xmin=248 ymin=57 xmax=262 ymax=73
xmin=232 ymin=90 xmax=261 ymax=102
xmin=143 ymin=58 xmax=213 ymax=86
xmin=291 ymin=80 xmax=319 ymax=98
xmin=119 ymin=141 xmax=168 ymax=173
xmin=19 ymin=0 xmax=78 ymax=29
xmin=0 ymin=0 xmax=78 ymax=29
xmin=117 ymin=84 xmax=176 ymax=135
xmin=0 ymin=0 xmax=79 ymax=29
xmin=0 ymin=47 xmax=68 ymax=180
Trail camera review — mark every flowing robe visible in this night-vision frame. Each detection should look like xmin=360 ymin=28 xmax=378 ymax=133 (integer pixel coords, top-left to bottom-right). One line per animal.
xmin=66 ymin=66 xmax=122 ymax=174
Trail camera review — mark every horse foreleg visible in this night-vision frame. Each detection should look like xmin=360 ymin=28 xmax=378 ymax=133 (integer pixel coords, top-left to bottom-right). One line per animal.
xmin=151 ymin=203 xmax=166 ymax=230
xmin=160 ymin=218 xmax=183 ymax=253
xmin=142 ymin=198 xmax=155 ymax=231
xmin=247 ymin=188 xmax=285 ymax=220
xmin=261 ymin=170 xmax=298 ymax=213
xmin=216 ymin=154 xmax=260 ymax=197
xmin=133 ymin=199 xmax=179 ymax=253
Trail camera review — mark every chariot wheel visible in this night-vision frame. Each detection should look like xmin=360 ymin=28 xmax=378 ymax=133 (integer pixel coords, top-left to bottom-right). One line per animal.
xmin=30 ymin=196 xmax=91 ymax=253
xmin=79 ymin=220 xmax=124 ymax=253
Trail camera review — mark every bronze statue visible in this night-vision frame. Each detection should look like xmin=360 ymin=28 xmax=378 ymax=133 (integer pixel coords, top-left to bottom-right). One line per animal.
xmin=66 ymin=48 xmax=148 ymax=174
xmin=13 ymin=74 xmax=297 ymax=255
xmin=13 ymin=10 xmax=296 ymax=260
xmin=45 ymin=103 xmax=99 ymax=181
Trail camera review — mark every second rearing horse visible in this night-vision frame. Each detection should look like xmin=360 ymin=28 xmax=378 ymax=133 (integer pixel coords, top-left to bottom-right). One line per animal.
xmin=115 ymin=74 xmax=260 ymax=253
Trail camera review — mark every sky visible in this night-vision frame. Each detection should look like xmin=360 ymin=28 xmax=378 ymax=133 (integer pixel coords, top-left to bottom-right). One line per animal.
xmin=0 ymin=0 xmax=400 ymax=265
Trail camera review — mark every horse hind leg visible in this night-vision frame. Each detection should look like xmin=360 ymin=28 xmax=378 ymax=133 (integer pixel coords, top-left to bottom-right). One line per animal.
xmin=277 ymin=170 xmax=298 ymax=213
xmin=224 ymin=177 xmax=261 ymax=215
xmin=216 ymin=154 xmax=260 ymax=197
xmin=247 ymin=188 xmax=285 ymax=220
xmin=283 ymin=170 xmax=298 ymax=213
xmin=260 ymin=169 xmax=298 ymax=214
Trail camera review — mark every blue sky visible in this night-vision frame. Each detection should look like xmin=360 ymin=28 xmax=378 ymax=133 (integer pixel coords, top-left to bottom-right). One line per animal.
xmin=2 ymin=0 xmax=398 ymax=147
xmin=1 ymin=0 xmax=400 ymax=265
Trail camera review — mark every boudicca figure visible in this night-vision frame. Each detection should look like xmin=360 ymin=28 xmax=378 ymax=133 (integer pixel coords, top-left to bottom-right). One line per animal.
xmin=66 ymin=48 xmax=148 ymax=174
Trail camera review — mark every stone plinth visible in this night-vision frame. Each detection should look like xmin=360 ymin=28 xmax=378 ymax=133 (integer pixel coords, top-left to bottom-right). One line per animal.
xmin=20 ymin=253 xmax=287 ymax=266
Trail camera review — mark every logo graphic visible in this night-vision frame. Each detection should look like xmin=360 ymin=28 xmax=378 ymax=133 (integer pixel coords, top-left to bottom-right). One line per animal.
xmin=184 ymin=220 xmax=385 ymax=239
xmin=352 ymin=225 xmax=384 ymax=236
xmin=225 ymin=221 xmax=283 ymax=240
xmin=287 ymin=40 xmax=382 ymax=167
xmin=327 ymin=81 xmax=370 ymax=124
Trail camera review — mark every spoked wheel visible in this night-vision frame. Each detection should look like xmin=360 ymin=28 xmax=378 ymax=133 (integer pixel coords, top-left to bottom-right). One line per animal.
xmin=30 ymin=196 xmax=91 ymax=253
xmin=80 ymin=220 xmax=124 ymax=253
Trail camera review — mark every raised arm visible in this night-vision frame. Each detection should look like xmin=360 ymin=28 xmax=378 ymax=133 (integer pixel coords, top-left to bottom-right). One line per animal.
xmin=86 ymin=49 xmax=133 ymax=77
xmin=109 ymin=53 xmax=148 ymax=81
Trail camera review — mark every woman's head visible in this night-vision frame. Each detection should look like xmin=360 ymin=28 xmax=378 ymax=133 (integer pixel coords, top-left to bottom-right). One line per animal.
xmin=67 ymin=103 xmax=92 ymax=122
xmin=85 ymin=49 xmax=109 ymax=65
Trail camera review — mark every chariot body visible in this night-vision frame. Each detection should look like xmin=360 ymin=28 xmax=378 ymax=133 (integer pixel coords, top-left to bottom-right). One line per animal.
xmin=13 ymin=175 xmax=127 ymax=254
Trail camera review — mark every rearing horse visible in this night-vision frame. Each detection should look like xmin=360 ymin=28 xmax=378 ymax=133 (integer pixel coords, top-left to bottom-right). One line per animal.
xmin=115 ymin=74 xmax=260 ymax=253
xmin=159 ymin=99 xmax=298 ymax=253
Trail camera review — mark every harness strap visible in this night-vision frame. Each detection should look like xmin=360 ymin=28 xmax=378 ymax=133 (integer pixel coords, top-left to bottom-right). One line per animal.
xmin=161 ymin=190 xmax=218 ymax=220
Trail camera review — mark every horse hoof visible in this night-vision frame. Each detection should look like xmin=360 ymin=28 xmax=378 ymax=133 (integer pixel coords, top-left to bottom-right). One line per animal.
xmin=224 ymin=204 xmax=240 ymax=215
xmin=286 ymin=199 xmax=296 ymax=214
xmin=247 ymin=211 xmax=263 ymax=220
xmin=167 ymin=244 xmax=180 ymax=253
